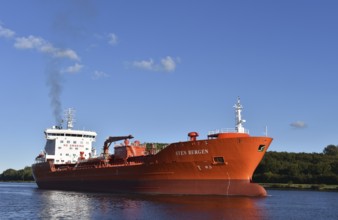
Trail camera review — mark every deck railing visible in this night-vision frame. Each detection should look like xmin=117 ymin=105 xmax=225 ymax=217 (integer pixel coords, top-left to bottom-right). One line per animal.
xmin=208 ymin=128 xmax=249 ymax=135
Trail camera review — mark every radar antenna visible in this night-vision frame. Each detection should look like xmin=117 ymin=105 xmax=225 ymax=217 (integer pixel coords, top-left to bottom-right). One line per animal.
xmin=65 ymin=108 xmax=75 ymax=129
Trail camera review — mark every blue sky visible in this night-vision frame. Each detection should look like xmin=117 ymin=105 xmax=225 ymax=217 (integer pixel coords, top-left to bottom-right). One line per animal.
xmin=1 ymin=0 xmax=337 ymax=172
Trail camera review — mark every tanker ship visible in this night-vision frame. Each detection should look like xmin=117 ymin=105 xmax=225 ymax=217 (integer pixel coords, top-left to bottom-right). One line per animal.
xmin=32 ymin=98 xmax=272 ymax=196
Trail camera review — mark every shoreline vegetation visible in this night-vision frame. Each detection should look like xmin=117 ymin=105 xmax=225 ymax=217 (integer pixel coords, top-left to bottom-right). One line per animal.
xmin=260 ymin=183 xmax=338 ymax=192
xmin=1 ymin=145 xmax=337 ymax=192
xmin=252 ymin=145 xmax=338 ymax=185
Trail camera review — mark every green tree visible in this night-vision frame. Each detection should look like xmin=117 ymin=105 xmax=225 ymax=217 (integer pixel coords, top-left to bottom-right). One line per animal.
xmin=1 ymin=169 xmax=18 ymax=181
xmin=331 ymin=160 xmax=338 ymax=175
xmin=0 ymin=166 xmax=34 ymax=181
xmin=323 ymin=145 xmax=338 ymax=156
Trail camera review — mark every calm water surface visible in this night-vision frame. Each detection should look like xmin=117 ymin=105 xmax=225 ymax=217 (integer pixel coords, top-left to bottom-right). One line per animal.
xmin=0 ymin=182 xmax=337 ymax=219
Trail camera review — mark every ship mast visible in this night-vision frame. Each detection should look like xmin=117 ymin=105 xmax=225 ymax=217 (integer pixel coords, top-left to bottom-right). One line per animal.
xmin=65 ymin=108 xmax=75 ymax=130
xmin=234 ymin=97 xmax=246 ymax=133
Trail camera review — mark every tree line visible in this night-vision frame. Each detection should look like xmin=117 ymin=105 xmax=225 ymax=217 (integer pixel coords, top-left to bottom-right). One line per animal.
xmin=253 ymin=145 xmax=338 ymax=184
xmin=0 ymin=166 xmax=34 ymax=181
xmin=1 ymin=145 xmax=338 ymax=184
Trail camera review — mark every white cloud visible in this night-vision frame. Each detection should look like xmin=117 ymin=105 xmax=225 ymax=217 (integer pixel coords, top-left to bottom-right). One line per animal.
xmin=108 ymin=33 xmax=118 ymax=46
xmin=63 ymin=63 xmax=83 ymax=73
xmin=14 ymin=35 xmax=80 ymax=61
xmin=54 ymin=49 xmax=80 ymax=60
xmin=290 ymin=121 xmax=307 ymax=128
xmin=0 ymin=24 xmax=15 ymax=38
xmin=14 ymin=35 xmax=45 ymax=49
xmin=92 ymin=70 xmax=110 ymax=80
xmin=132 ymin=59 xmax=155 ymax=71
xmin=131 ymin=56 xmax=178 ymax=72
xmin=161 ymin=56 xmax=176 ymax=72
xmin=1 ymin=24 xmax=85 ymax=79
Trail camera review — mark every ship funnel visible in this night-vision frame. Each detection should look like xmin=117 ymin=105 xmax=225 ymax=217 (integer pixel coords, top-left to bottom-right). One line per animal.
xmin=234 ymin=97 xmax=246 ymax=133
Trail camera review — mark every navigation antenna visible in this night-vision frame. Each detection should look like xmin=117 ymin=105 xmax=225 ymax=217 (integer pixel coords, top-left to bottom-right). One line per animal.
xmin=234 ymin=97 xmax=246 ymax=133
xmin=65 ymin=108 xmax=75 ymax=129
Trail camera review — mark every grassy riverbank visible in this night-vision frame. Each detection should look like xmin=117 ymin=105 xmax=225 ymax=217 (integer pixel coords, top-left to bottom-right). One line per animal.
xmin=260 ymin=183 xmax=338 ymax=191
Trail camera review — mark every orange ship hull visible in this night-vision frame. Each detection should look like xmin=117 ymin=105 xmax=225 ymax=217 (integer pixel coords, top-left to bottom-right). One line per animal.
xmin=33 ymin=135 xmax=272 ymax=196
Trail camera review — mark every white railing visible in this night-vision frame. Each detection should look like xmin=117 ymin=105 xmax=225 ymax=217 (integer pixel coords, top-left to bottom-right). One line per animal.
xmin=208 ymin=128 xmax=249 ymax=135
xmin=35 ymin=157 xmax=46 ymax=163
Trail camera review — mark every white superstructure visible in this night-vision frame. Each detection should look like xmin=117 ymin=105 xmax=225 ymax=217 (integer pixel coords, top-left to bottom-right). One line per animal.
xmin=38 ymin=109 xmax=97 ymax=164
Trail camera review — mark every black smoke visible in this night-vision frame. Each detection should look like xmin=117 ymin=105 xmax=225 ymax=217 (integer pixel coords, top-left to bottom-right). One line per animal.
xmin=46 ymin=60 xmax=63 ymax=125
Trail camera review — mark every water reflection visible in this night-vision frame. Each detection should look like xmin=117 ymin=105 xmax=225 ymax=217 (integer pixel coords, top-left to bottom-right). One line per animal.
xmin=38 ymin=190 xmax=92 ymax=219
xmin=2 ymin=183 xmax=337 ymax=220
xmin=37 ymin=189 xmax=266 ymax=219
xmin=141 ymin=195 xmax=267 ymax=219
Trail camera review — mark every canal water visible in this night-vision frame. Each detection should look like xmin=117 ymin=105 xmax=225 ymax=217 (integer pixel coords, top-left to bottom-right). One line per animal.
xmin=0 ymin=182 xmax=337 ymax=219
